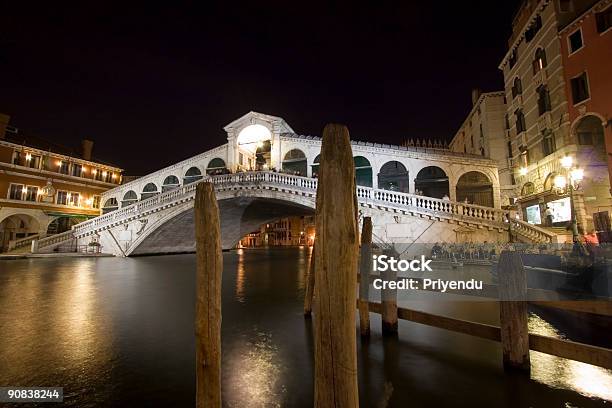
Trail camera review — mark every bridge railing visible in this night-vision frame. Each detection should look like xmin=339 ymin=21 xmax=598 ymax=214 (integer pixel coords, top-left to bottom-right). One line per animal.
xmin=71 ymin=171 xmax=553 ymax=244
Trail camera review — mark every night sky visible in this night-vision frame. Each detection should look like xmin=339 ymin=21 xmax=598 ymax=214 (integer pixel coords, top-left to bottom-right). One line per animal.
xmin=1 ymin=1 xmax=521 ymax=175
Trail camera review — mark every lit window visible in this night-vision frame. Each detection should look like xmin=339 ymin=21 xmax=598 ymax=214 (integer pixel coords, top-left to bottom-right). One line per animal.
xmin=25 ymin=186 xmax=38 ymax=202
xmin=69 ymin=192 xmax=80 ymax=206
xmin=57 ymin=191 xmax=68 ymax=205
xmin=71 ymin=163 xmax=82 ymax=177
xmin=93 ymin=196 xmax=101 ymax=209
xmin=59 ymin=160 xmax=69 ymax=174
xmin=9 ymin=184 xmax=24 ymax=200
xmin=532 ymin=48 xmax=547 ymax=73
xmin=568 ymin=29 xmax=583 ymax=53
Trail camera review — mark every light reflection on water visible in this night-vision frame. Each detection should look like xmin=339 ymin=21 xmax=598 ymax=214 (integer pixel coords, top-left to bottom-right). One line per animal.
xmin=0 ymin=249 xmax=610 ymax=407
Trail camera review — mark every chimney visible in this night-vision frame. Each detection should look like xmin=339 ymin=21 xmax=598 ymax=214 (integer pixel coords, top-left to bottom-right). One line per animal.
xmin=0 ymin=113 xmax=10 ymax=139
xmin=471 ymin=88 xmax=482 ymax=106
xmin=82 ymin=139 xmax=94 ymax=161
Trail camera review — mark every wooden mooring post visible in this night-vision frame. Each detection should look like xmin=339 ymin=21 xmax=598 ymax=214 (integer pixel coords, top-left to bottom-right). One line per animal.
xmin=381 ymin=248 xmax=398 ymax=336
xmin=358 ymin=217 xmax=372 ymax=337
xmin=313 ymin=123 xmax=360 ymax=407
xmin=195 ymin=182 xmax=222 ymax=407
xmin=304 ymin=243 xmax=316 ymax=317
xmin=498 ymin=250 xmax=530 ymax=372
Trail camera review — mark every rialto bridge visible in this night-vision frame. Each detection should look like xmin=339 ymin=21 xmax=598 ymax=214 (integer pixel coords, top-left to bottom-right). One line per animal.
xmin=32 ymin=112 xmax=555 ymax=256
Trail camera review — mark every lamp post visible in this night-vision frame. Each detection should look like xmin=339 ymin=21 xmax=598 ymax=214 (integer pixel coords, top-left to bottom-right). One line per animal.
xmin=553 ymin=156 xmax=584 ymax=245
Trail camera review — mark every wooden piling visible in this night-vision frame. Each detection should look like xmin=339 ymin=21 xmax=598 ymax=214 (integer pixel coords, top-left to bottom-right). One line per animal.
xmin=304 ymin=243 xmax=316 ymax=317
xmin=381 ymin=248 xmax=398 ymax=336
xmin=313 ymin=123 xmax=360 ymax=407
xmin=195 ymin=182 xmax=222 ymax=407
xmin=358 ymin=217 xmax=372 ymax=337
xmin=498 ymin=250 xmax=530 ymax=372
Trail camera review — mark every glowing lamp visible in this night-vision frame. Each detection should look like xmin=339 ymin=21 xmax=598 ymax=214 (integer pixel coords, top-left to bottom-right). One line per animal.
xmin=570 ymin=168 xmax=584 ymax=182
xmin=25 ymin=153 xmax=32 ymax=161
xmin=102 ymin=171 xmax=107 ymax=177
xmin=560 ymin=156 xmax=573 ymax=169
xmin=554 ymin=175 xmax=567 ymax=190
xmin=112 ymin=173 xmax=117 ymax=179
xmin=56 ymin=160 xmax=62 ymax=166
xmin=92 ymin=169 xmax=97 ymax=175
xmin=519 ymin=167 xmax=528 ymax=176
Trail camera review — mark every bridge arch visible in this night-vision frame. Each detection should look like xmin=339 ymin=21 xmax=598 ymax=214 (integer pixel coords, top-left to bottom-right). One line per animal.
xmin=0 ymin=213 xmax=41 ymax=251
xmin=282 ymin=149 xmax=307 ymax=176
xmin=378 ymin=161 xmax=409 ymax=193
xmin=122 ymin=190 xmax=138 ymax=207
xmin=311 ymin=155 xmax=320 ymax=177
xmin=456 ymin=171 xmax=493 ymax=207
xmin=414 ymin=166 xmax=449 ymax=198
xmin=141 ymin=182 xmax=159 ymax=200
xmin=102 ymin=197 xmax=119 ymax=214
xmin=184 ymin=166 xmax=203 ymax=184
xmin=206 ymin=158 xmax=227 ymax=175
xmin=162 ymin=175 xmax=180 ymax=192
xmin=354 ymin=156 xmax=373 ymax=187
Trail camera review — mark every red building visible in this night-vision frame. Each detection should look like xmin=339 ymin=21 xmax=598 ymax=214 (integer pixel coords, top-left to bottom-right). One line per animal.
xmin=559 ymin=0 xmax=612 ymax=191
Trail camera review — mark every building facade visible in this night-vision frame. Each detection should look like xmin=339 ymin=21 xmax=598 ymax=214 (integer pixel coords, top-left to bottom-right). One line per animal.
xmin=0 ymin=114 xmax=123 ymax=251
xmin=499 ymin=0 xmax=611 ymax=232
xmin=239 ymin=215 xmax=315 ymax=248
xmin=449 ymin=90 xmax=515 ymax=207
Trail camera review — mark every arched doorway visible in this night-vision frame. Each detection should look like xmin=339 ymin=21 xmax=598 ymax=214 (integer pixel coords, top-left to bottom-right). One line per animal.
xmin=354 ymin=156 xmax=373 ymax=187
xmin=575 ymin=115 xmax=605 ymax=147
xmin=184 ymin=167 xmax=203 ymax=184
xmin=122 ymin=190 xmax=138 ymax=207
xmin=102 ymin=197 xmax=119 ymax=214
xmin=206 ymin=159 xmax=227 ymax=176
xmin=543 ymin=173 xmax=557 ymax=192
xmin=378 ymin=161 xmax=409 ymax=193
xmin=162 ymin=175 xmax=180 ymax=192
xmin=414 ymin=166 xmax=449 ymax=198
xmin=311 ymin=155 xmax=320 ymax=177
xmin=141 ymin=183 xmax=159 ymax=200
xmin=456 ymin=171 xmax=494 ymax=207
xmin=0 ymin=214 xmax=40 ymax=251
xmin=282 ymin=149 xmax=307 ymax=176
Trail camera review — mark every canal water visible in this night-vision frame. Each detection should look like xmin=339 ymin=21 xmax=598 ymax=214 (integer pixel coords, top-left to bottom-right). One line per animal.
xmin=0 ymin=247 xmax=610 ymax=407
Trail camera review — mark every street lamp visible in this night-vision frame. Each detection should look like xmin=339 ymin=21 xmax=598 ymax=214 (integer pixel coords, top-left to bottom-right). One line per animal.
xmin=554 ymin=156 xmax=584 ymax=245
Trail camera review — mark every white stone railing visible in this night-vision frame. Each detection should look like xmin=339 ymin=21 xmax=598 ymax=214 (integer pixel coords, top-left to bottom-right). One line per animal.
xmin=56 ymin=171 xmax=553 ymax=247
xmin=36 ymin=230 xmax=75 ymax=250
xmin=8 ymin=233 xmax=44 ymax=251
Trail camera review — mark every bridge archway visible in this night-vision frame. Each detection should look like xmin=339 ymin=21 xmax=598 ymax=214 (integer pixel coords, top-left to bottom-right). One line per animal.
xmin=122 ymin=190 xmax=138 ymax=207
xmin=378 ymin=161 xmax=409 ymax=193
xmin=311 ymin=155 xmax=320 ymax=177
xmin=456 ymin=171 xmax=493 ymax=207
xmin=102 ymin=197 xmax=119 ymax=214
xmin=414 ymin=166 xmax=449 ymax=198
xmin=141 ymin=183 xmax=159 ymax=200
xmin=282 ymin=149 xmax=307 ymax=176
xmin=162 ymin=175 xmax=180 ymax=192
xmin=354 ymin=156 xmax=373 ymax=187
xmin=206 ymin=158 xmax=227 ymax=176
xmin=184 ymin=167 xmax=203 ymax=184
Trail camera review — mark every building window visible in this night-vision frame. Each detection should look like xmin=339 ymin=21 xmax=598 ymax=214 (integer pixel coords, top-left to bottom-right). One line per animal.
xmin=71 ymin=163 xmax=82 ymax=177
xmin=559 ymin=0 xmax=573 ymax=12
xmin=103 ymin=171 xmax=112 ymax=183
xmin=568 ymin=29 xmax=583 ymax=54
xmin=9 ymin=184 xmax=24 ymax=200
xmin=26 ymin=154 xmax=41 ymax=169
xmin=11 ymin=151 xmax=22 ymax=165
xmin=507 ymin=141 xmax=513 ymax=158
xmin=58 ymin=160 xmax=69 ymax=175
xmin=24 ymin=186 xmax=38 ymax=202
xmin=93 ymin=169 xmax=102 ymax=181
xmin=57 ymin=191 xmax=68 ymax=205
xmin=570 ymin=72 xmax=590 ymax=104
xmin=525 ymin=15 xmax=543 ymax=42
xmin=596 ymin=7 xmax=612 ymax=33
xmin=532 ymin=48 xmax=547 ymax=73
xmin=505 ymin=114 xmax=510 ymax=130
xmin=515 ymin=109 xmax=526 ymax=133
xmin=512 ymin=77 xmax=522 ymax=98
xmin=537 ymin=85 xmax=551 ymax=115
xmin=541 ymin=129 xmax=556 ymax=156
xmin=509 ymin=50 xmax=518 ymax=69
xmin=93 ymin=195 xmax=101 ymax=209
xmin=68 ymin=192 xmax=80 ymax=206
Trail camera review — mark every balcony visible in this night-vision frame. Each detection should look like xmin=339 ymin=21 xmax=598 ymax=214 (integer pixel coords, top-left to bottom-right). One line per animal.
xmin=533 ymin=69 xmax=547 ymax=88
xmin=511 ymin=95 xmax=523 ymax=112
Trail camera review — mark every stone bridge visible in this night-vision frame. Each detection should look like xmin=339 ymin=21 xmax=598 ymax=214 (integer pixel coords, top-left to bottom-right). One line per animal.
xmin=32 ymin=111 xmax=555 ymax=256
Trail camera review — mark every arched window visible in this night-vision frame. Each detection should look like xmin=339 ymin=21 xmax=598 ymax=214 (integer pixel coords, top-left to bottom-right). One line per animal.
xmin=102 ymin=197 xmax=119 ymax=214
xmin=353 ymin=156 xmax=372 ymax=187
xmin=521 ymin=182 xmax=535 ymax=196
xmin=378 ymin=161 xmax=409 ymax=193
xmin=141 ymin=183 xmax=159 ymax=200
xmin=162 ymin=175 xmax=180 ymax=192
xmin=121 ymin=190 xmax=138 ymax=207
xmin=311 ymin=155 xmax=320 ymax=177
xmin=537 ymin=85 xmax=551 ymax=115
xmin=206 ymin=158 xmax=227 ymax=176
xmin=415 ymin=166 xmax=449 ymax=198
xmin=533 ymin=48 xmax=547 ymax=73
xmin=512 ymin=77 xmax=522 ymax=98
xmin=576 ymin=115 xmax=605 ymax=147
xmin=282 ymin=149 xmax=307 ymax=176
xmin=184 ymin=167 xmax=203 ymax=184
xmin=456 ymin=171 xmax=493 ymax=207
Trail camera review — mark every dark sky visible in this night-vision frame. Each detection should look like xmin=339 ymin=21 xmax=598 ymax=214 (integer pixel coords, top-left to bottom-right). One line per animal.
xmin=1 ymin=1 xmax=521 ymax=175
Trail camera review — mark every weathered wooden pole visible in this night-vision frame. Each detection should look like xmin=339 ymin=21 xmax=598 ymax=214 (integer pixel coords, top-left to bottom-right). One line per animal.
xmin=358 ymin=217 xmax=372 ymax=337
xmin=195 ymin=182 xmax=222 ymax=407
xmin=313 ymin=123 xmax=360 ymax=407
xmin=304 ymin=243 xmax=316 ymax=317
xmin=381 ymin=248 xmax=398 ymax=336
xmin=498 ymin=250 xmax=530 ymax=372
